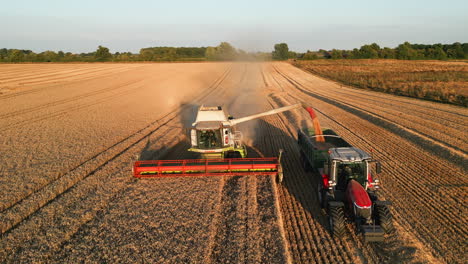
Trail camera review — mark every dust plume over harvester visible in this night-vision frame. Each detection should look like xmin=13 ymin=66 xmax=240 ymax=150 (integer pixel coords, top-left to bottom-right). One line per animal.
xmin=133 ymin=103 xmax=318 ymax=181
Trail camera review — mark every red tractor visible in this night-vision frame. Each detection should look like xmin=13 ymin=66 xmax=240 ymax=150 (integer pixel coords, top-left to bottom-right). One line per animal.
xmin=298 ymin=122 xmax=394 ymax=242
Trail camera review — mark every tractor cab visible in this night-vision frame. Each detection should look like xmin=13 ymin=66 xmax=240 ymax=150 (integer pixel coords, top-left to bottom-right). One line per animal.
xmin=325 ymin=147 xmax=381 ymax=192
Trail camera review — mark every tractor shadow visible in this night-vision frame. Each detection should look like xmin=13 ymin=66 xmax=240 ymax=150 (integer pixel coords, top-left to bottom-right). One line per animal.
xmin=249 ymin=119 xmax=327 ymax=220
xmin=250 ymin=119 xmax=419 ymax=263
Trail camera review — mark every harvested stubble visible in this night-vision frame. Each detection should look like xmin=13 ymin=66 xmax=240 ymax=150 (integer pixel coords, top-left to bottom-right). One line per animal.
xmin=293 ymin=59 xmax=468 ymax=106
xmin=0 ymin=62 xmax=466 ymax=264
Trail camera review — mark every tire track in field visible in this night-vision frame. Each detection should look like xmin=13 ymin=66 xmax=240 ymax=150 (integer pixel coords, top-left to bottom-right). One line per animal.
xmin=310 ymin=104 xmax=463 ymax=264
xmin=270 ymin=67 xmax=465 ymax=263
xmin=267 ymin=91 xmax=427 ymax=264
xmin=0 ymin=65 xmax=122 ymax=82
xmin=296 ymin=65 xmax=467 ymax=117
xmin=0 ymin=65 xmax=142 ymax=100
xmin=272 ymin=65 xmax=467 ymax=168
xmin=278 ymin=66 xmax=467 ymax=152
xmin=0 ymin=78 xmax=144 ymax=120
xmin=264 ymin=99 xmax=359 ymax=264
xmin=1 ymin=65 xmax=134 ymax=86
xmin=260 ymin=66 xmax=346 ymax=263
xmin=0 ymin=66 xmax=232 ymax=235
xmin=275 ymin=65 xmax=466 ymax=215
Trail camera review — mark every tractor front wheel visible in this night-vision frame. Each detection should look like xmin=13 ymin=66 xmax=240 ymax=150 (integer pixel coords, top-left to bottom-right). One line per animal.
xmin=376 ymin=205 xmax=395 ymax=234
xmin=329 ymin=206 xmax=346 ymax=237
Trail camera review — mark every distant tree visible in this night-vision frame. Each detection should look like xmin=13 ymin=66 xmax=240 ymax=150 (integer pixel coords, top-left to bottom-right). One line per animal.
xmin=462 ymin=43 xmax=468 ymax=59
xmin=57 ymin=51 xmax=65 ymax=60
xmin=94 ymin=45 xmax=112 ymax=61
xmin=330 ymin=49 xmax=343 ymax=59
xmin=205 ymin=46 xmax=217 ymax=61
xmin=217 ymin=42 xmax=236 ymax=60
xmin=288 ymin=51 xmax=297 ymax=59
xmin=434 ymin=46 xmax=447 ymax=60
xmin=272 ymin=43 xmax=289 ymax=60
xmin=0 ymin=48 xmax=7 ymax=61
xmin=380 ymin=47 xmax=395 ymax=59
xmin=42 ymin=51 xmax=58 ymax=62
xmin=369 ymin=43 xmax=381 ymax=53
xmin=9 ymin=49 xmax=24 ymax=62
xmin=350 ymin=48 xmax=361 ymax=59
xmin=24 ymin=52 xmax=37 ymax=62
xmin=163 ymin=48 xmax=177 ymax=61
xmin=359 ymin=44 xmax=379 ymax=58
xmin=203 ymin=42 xmax=237 ymax=61
xmin=139 ymin=49 xmax=154 ymax=61
xmin=302 ymin=52 xmax=318 ymax=60
xmin=452 ymin=42 xmax=465 ymax=59
xmin=396 ymin=42 xmax=417 ymax=60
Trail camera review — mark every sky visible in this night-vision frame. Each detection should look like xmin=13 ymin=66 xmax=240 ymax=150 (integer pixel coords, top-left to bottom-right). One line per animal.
xmin=1 ymin=0 xmax=467 ymax=53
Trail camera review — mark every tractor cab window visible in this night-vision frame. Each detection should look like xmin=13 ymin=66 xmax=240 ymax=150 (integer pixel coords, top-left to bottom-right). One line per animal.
xmin=198 ymin=130 xmax=222 ymax=149
xmin=335 ymin=161 xmax=367 ymax=190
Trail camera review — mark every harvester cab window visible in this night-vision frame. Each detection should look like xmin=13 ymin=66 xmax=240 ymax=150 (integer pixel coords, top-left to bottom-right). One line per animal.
xmin=198 ymin=130 xmax=222 ymax=149
xmin=336 ymin=162 xmax=367 ymax=189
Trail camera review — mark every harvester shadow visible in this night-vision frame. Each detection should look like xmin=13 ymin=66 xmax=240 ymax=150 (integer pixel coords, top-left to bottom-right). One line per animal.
xmin=138 ymin=102 xmax=200 ymax=161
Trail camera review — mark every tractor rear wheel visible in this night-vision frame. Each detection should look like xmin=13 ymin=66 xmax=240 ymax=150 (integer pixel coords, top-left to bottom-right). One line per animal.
xmin=376 ymin=205 xmax=395 ymax=234
xmin=329 ymin=206 xmax=346 ymax=237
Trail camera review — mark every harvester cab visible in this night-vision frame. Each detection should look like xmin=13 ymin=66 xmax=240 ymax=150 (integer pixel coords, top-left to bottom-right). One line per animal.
xmin=188 ymin=103 xmax=307 ymax=159
xmin=188 ymin=105 xmax=246 ymax=159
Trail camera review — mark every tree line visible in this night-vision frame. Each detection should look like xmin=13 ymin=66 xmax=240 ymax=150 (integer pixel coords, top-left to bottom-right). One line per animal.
xmin=0 ymin=42 xmax=269 ymax=63
xmin=295 ymin=42 xmax=468 ymax=60
xmin=1 ymin=41 xmax=467 ymax=63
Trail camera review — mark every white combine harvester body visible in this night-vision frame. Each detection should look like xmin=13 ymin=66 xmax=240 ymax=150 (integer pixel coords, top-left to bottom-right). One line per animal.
xmin=133 ymin=102 xmax=319 ymax=181
xmin=189 ymin=103 xmax=304 ymax=158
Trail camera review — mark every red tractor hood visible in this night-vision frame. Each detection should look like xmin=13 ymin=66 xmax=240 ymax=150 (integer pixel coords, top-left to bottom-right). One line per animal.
xmin=346 ymin=180 xmax=372 ymax=209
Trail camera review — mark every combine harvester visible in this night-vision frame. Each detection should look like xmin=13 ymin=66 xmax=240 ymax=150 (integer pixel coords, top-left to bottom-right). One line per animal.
xmin=133 ymin=103 xmax=319 ymax=182
xmin=297 ymin=125 xmax=394 ymax=242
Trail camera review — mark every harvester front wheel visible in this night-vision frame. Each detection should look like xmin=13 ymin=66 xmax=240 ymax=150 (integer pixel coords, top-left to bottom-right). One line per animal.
xmin=329 ymin=206 xmax=346 ymax=237
xmin=376 ymin=205 xmax=395 ymax=234
xmin=226 ymin=151 xmax=242 ymax=159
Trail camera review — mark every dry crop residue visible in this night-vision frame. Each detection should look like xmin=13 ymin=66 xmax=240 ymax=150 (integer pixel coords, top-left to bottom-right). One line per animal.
xmin=0 ymin=62 xmax=466 ymax=263
xmin=0 ymin=63 xmax=288 ymax=263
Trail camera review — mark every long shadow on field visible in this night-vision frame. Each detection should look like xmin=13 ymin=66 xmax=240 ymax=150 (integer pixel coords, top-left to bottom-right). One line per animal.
xmin=252 ymin=119 xmax=420 ymax=263
xmin=291 ymin=82 xmax=467 ymax=170
xmin=137 ymin=102 xmax=200 ymax=161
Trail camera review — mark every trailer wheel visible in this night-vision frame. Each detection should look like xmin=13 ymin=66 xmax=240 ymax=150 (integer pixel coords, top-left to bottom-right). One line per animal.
xmin=329 ymin=206 xmax=346 ymax=237
xmin=376 ymin=205 xmax=395 ymax=234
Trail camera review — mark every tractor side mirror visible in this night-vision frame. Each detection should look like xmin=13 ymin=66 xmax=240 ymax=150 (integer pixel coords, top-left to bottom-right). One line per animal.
xmin=375 ymin=162 xmax=382 ymax=174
